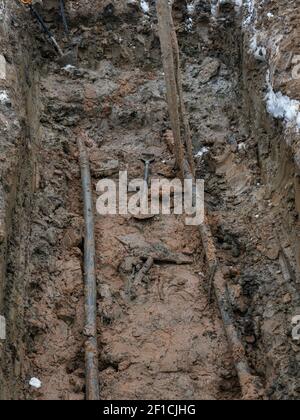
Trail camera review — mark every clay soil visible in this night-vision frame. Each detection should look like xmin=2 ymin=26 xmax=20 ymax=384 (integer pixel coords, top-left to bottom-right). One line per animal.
xmin=0 ymin=0 xmax=299 ymax=400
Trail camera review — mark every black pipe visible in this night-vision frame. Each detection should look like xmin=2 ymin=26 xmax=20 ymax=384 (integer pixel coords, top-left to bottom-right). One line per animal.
xmin=59 ymin=0 xmax=69 ymax=34
xmin=29 ymin=4 xmax=53 ymax=37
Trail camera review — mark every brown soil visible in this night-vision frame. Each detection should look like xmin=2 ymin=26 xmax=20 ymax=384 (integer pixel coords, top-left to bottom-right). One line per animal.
xmin=0 ymin=0 xmax=299 ymax=400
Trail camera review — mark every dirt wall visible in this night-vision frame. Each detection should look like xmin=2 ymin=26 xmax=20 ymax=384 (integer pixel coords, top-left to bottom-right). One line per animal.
xmin=0 ymin=1 xmax=40 ymax=399
xmin=238 ymin=0 xmax=300 ymax=399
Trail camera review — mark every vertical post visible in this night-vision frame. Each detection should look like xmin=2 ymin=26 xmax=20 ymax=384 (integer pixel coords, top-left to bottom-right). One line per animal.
xmin=156 ymin=0 xmax=195 ymax=179
xmin=156 ymin=0 xmax=185 ymax=179
xmin=77 ymin=137 xmax=100 ymax=401
xmin=171 ymin=25 xmax=195 ymax=178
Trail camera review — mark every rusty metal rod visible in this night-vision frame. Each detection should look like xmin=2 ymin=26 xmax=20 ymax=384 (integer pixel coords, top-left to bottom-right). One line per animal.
xmin=77 ymin=137 xmax=99 ymax=401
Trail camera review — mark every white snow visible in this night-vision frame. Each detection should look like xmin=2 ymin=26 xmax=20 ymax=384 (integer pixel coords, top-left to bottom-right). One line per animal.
xmin=249 ymin=34 xmax=266 ymax=61
xmin=241 ymin=1 xmax=300 ymax=131
xmin=187 ymin=1 xmax=196 ymax=15
xmin=265 ymin=71 xmax=300 ymax=129
xmin=186 ymin=1 xmax=196 ymax=31
xmin=243 ymin=0 xmax=255 ymax=26
xmin=211 ymin=1 xmax=218 ymax=17
xmin=186 ymin=17 xmax=193 ymax=32
xmin=63 ymin=64 xmax=76 ymax=71
xmin=29 ymin=378 xmax=42 ymax=389
xmin=238 ymin=142 xmax=247 ymax=152
xmin=249 ymin=34 xmax=258 ymax=52
xmin=0 ymin=1 xmax=5 ymax=18
xmin=140 ymin=0 xmax=149 ymax=14
xmin=195 ymin=147 xmax=210 ymax=158
xmin=0 ymin=90 xmax=9 ymax=104
xmin=234 ymin=0 xmax=243 ymax=7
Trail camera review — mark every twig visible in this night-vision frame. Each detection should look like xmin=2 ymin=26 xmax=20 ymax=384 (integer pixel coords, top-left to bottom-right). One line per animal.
xmin=129 ymin=257 xmax=154 ymax=301
xmin=77 ymin=137 xmax=99 ymax=401
xmin=134 ymin=257 xmax=154 ymax=286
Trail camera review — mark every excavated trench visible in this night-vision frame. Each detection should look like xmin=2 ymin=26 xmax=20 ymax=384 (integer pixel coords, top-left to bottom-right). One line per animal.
xmin=0 ymin=0 xmax=299 ymax=400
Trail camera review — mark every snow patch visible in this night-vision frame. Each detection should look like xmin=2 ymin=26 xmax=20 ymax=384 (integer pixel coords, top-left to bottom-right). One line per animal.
xmin=0 ymin=1 xmax=5 ymax=18
xmin=0 ymin=90 xmax=10 ymax=105
xmin=243 ymin=0 xmax=255 ymax=26
xmin=29 ymin=378 xmax=42 ymax=389
xmin=238 ymin=142 xmax=247 ymax=153
xmin=62 ymin=64 xmax=76 ymax=72
xmin=249 ymin=34 xmax=266 ymax=61
xmin=234 ymin=0 xmax=243 ymax=7
xmin=186 ymin=17 xmax=193 ymax=31
xmin=185 ymin=2 xmax=196 ymax=31
xmin=187 ymin=1 xmax=196 ymax=15
xmin=195 ymin=147 xmax=210 ymax=158
xmin=239 ymin=0 xmax=299 ymax=130
xmin=140 ymin=0 xmax=149 ymax=14
xmin=265 ymin=71 xmax=300 ymax=129
xmin=211 ymin=1 xmax=218 ymax=17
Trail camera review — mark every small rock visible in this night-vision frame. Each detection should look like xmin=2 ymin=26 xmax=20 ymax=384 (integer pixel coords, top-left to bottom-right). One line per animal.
xmin=46 ymin=228 xmax=56 ymax=246
xmin=198 ymin=57 xmax=220 ymax=84
xmin=53 ymin=169 xmax=63 ymax=176
xmin=118 ymin=360 xmax=131 ymax=371
xmin=282 ymin=293 xmax=292 ymax=304
xmin=132 ymin=329 xmax=142 ymax=338
xmin=70 ymin=376 xmax=84 ymax=393
xmin=219 ymin=378 xmax=233 ymax=392
xmin=62 ymin=219 xmax=84 ymax=249
xmin=119 ymin=257 xmax=141 ymax=274
xmin=232 ymin=246 xmax=240 ymax=258
xmin=257 ymin=244 xmax=280 ymax=260
xmin=245 ymin=335 xmax=256 ymax=345
xmin=56 ymin=308 xmax=75 ymax=324
xmin=92 ymin=159 xmax=119 ymax=178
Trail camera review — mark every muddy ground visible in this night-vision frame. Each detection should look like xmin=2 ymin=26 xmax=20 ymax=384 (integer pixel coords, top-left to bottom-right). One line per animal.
xmin=0 ymin=0 xmax=299 ymax=400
